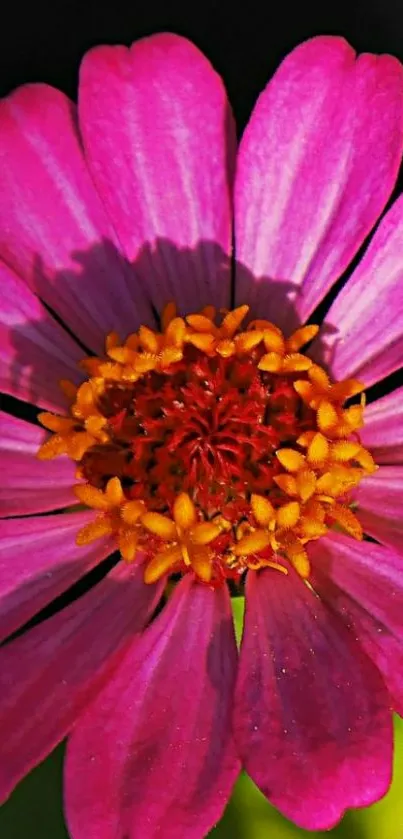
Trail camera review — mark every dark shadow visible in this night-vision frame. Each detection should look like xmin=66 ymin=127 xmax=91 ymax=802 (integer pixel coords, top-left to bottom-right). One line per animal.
xmin=0 ymin=234 xmax=342 ymax=642
xmin=5 ymin=235 xmax=332 ymax=412
xmin=0 ymin=231 xmax=392 ymax=646
xmin=0 ymin=551 xmax=119 ymax=648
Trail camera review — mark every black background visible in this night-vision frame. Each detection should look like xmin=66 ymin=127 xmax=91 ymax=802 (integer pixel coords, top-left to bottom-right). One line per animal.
xmin=2 ymin=0 xmax=403 ymax=411
xmin=2 ymin=0 xmax=403 ymax=132
xmin=1 ymin=5 xmax=403 ymax=834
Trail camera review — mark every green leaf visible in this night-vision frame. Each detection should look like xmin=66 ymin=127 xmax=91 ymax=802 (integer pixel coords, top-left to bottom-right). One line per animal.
xmin=2 ymin=715 xmax=403 ymax=839
xmin=0 ymin=742 xmax=68 ymax=838
xmin=231 ymin=595 xmax=245 ymax=648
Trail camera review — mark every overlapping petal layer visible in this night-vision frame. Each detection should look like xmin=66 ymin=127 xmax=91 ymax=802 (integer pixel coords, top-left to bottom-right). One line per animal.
xmin=0 ymin=562 xmax=162 ymax=802
xmin=0 ymin=412 xmax=76 ymax=516
xmin=360 ymin=387 xmax=403 ymax=464
xmin=354 ymin=466 xmax=403 ymax=554
xmin=0 ymin=260 xmax=83 ymax=411
xmin=79 ymin=33 xmax=235 ymax=314
xmin=0 ymin=511 xmax=113 ymax=643
xmin=0 ymin=84 xmax=154 ymax=351
xmin=311 ymin=196 xmax=403 ymax=386
xmin=234 ymin=568 xmax=392 ymax=830
xmin=309 ymin=533 xmax=403 ymax=715
xmin=235 ymin=36 xmax=403 ymax=330
xmin=65 ymin=576 xmax=240 ymax=839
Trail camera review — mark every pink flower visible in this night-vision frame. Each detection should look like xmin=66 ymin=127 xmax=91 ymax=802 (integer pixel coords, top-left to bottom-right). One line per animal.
xmin=1 ymin=31 xmax=403 ymax=838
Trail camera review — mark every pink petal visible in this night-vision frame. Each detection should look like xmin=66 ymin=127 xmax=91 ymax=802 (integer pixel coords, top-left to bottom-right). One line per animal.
xmin=79 ymin=33 xmax=235 ymax=314
xmin=235 ymin=36 xmax=403 ymax=330
xmin=309 ymin=532 xmax=403 ymax=716
xmin=233 ymin=567 xmax=392 ymax=830
xmin=65 ymin=575 xmax=240 ymax=839
xmin=311 ymin=196 xmax=403 ymax=385
xmin=0 ymin=561 xmax=162 ymax=802
xmin=0 ymin=84 xmax=154 ymax=353
xmin=354 ymin=466 xmax=403 ymax=554
xmin=0 ymin=259 xmax=84 ymax=411
xmin=360 ymin=387 xmax=403 ymax=464
xmin=0 ymin=510 xmax=113 ymax=643
xmin=0 ymin=411 xmax=75 ymax=516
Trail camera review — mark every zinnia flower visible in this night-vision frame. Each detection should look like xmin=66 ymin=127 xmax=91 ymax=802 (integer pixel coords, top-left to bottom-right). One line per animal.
xmin=1 ymin=31 xmax=403 ymax=838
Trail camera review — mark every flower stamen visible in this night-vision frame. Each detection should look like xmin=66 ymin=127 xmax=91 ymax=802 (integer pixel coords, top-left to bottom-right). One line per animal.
xmin=37 ymin=302 xmax=376 ymax=585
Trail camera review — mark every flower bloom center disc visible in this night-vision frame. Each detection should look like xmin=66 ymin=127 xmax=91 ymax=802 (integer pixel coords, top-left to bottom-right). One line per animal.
xmin=37 ymin=303 xmax=376 ymax=585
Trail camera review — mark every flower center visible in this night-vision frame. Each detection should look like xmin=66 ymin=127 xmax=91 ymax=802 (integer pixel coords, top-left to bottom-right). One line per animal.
xmin=37 ymin=303 xmax=376 ymax=586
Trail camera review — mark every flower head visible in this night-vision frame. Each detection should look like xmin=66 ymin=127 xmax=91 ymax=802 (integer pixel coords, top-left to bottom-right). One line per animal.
xmin=1 ymin=31 xmax=403 ymax=839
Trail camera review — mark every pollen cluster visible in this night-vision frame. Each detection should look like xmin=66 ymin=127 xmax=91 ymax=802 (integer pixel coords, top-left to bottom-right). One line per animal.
xmin=37 ymin=304 xmax=376 ymax=585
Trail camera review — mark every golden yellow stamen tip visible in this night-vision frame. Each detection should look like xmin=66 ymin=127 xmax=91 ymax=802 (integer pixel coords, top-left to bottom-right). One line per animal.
xmin=258 ymin=351 xmax=282 ymax=372
xmin=138 ymin=325 xmax=160 ymax=353
xmin=282 ymin=353 xmax=312 ymax=373
xmin=288 ymin=544 xmax=310 ymax=578
xmin=262 ymin=560 xmax=289 ymax=575
xmin=159 ymin=346 xmax=183 ymax=368
xmin=216 ymin=339 xmax=236 ymax=358
xmin=161 ymin=301 xmax=177 ymax=330
xmin=165 ymin=317 xmax=186 ymax=346
xmin=221 ymin=305 xmax=249 ymax=337
xmin=293 ymin=380 xmax=315 ymax=404
xmin=251 ymin=494 xmax=275 ymax=526
xmin=286 ymin=324 xmax=319 ymax=352
xmin=119 ymin=530 xmax=139 ymax=562
xmin=141 ymin=512 xmax=177 ymax=540
xmin=276 ymin=448 xmax=305 ymax=472
xmin=276 ymin=501 xmax=300 ymax=529
xmin=186 ymin=332 xmax=215 ymax=352
xmin=234 ymin=530 xmax=271 ymax=556
xmin=144 ymin=545 xmax=182 ymax=583
xmin=74 ymin=484 xmax=109 ymax=510
xmin=191 ymin=548 xmax=214 ymax=582
xmin=173 ymin=492 xmax=197 ymax=530
xmin=121 ymin=500 xmax=146 ymax=525
xmin=105 ymin=477 xmax=124 ymax=507
xmin=307 ymin=432 xmax=329 ymax=464
xmin=273 ymin=474 xmax=298 ymax=496
xmin=262 ymin=330 xmax=285 ymax=354
xmin=309 ymin=365 xmax=330 ymax=389
xmin=329 ymin=504 xmax=363 ymax=540
xmin=37 ymin=412 xmax=73 ymax=433
xmin=331 ymin=441 xmax=361 ymax=462
xmin=191 ymin=522 xmax=222 ymax=545
xmin=235 ymin=330 xmax=264 ymax=352
xmin=186 ymin=313 xmax=216 ymax=333
xmin=296 ymin=469 xmax=317 ymax=502
xmin=76 ymin=517 xmax=114 ymax=545
xmin=317 ymin=399 xmax=339 ymax=432
xmin=36 ymin=435 xmax=67 ymax=460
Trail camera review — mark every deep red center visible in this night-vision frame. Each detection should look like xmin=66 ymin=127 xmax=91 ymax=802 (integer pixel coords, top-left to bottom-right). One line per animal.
xmin=81 ymin=347 xmax=314 ymax=525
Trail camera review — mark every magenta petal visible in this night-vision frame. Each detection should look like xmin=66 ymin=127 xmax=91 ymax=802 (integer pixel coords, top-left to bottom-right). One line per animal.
xmin=0 ymin=411 xmax=75 ymax=516
xmin=0 ymin=562 xmax=162 ymax=802
xmin=233 ymin=568 xmax=392 ymax=830
xmin=65 ymin=576 xmax=240 ymax=839
xmin=235 ymin=36 xmax=403 ymax=330
xmin=360 ymin=387 xmax=403 ymax=464
xmin=79 ymin=33 xmax=235 ymax=314
xmin=0 ymin=511 xmax=113 ymax=642
xmin=309 ymin=533 xmax=403 ymax=716
xmin=354 ymin=466 xmax=403 ymax=554
xmin=0 ymin=84 xmax=154 ymax=352
xmin=0 ymin=260 xmax=84 ymax=411
xmin=311 ymin=195 xmax=403 ymax=385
